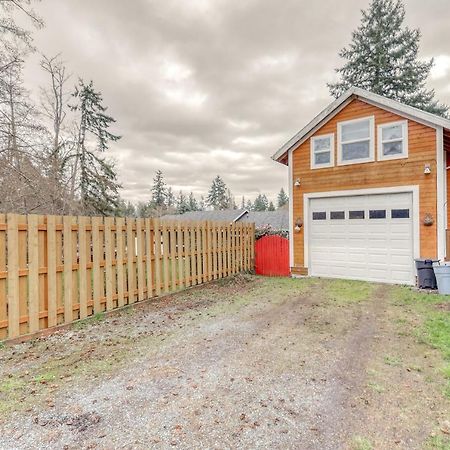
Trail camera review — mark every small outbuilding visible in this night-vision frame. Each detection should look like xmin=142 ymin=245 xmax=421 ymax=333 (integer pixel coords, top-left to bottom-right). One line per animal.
xmin=272 ymin=87 xmax=450 ymax=285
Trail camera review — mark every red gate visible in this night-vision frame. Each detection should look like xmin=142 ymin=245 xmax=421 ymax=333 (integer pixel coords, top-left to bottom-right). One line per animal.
xmin=255 ymin=235 xmax=290 ymax=277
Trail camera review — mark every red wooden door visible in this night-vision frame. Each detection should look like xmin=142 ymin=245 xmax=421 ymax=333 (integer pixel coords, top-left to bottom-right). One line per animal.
xmin=255 ymin=235 xmax=290 ymax=277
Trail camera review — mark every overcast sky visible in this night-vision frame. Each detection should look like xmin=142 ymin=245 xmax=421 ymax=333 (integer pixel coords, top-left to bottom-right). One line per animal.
xmin=23 ymin=0 xmax=450 ymax=204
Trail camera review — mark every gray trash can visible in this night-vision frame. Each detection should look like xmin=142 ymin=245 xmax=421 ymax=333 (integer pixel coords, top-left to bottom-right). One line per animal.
xmin=433 ymin=263 xmax=450 ymax=295
xmin=414 ymin=259 xmax=438 ymax=289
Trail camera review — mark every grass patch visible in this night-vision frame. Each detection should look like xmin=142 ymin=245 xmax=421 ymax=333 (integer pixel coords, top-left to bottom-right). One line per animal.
xmin=33 ymin=372 xmax=56 ymax=384
xmin=73 ymin=312 xmax=105 ymax=330
xmin=384 ymin=354 xmax=402 ymax=367
xmin=367 ymin=382 xmax=384 ymax=393
xmin=425 ymin=435 xmax=450 ymax=449
xmin=324 ymin=279 xmax=373 ymax=304
xmin=350 ymin=436 xmax=373 ymax=450
xmin=391 ymin=286 xmax=450 ymax=399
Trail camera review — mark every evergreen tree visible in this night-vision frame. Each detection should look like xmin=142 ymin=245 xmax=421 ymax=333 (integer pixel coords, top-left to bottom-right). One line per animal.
xmin=206 ymin=175 xmax=228 ymax=210
xmin=176 ymin=190 xmax=190 ymax=214
xmin=70 ymin=79 xmax=121 ymax=215
xmin=136 ymin=201 xmax=154 ymax=218
xmin=277 ymin=188 xmax=289 ymax=208
xmin=328 ymin=0 xmax=448 ymax=117
xmin=198 ymin=196 xmax=206 ymax=211
xmin=268 ymin=201 xmax=275 ymax=211
xmin=245 ymin=199 xmax=253 ymax=211
xmin=188 ymin=192 xmax=198 ymax=211
xmin=151 ymin=169 xmax=166 ymax=208
xmin=166 ymin=187 xmax=175 ymax=209
xmin=240 ymin=196 xmax=245 ymax=209
xmin=115 ymin=198 xmax=136 ymax=217
xmin=226 ymin=188 xmax=237 ymax=209
xmin=253 ymin=194 xmax=269 ymax=211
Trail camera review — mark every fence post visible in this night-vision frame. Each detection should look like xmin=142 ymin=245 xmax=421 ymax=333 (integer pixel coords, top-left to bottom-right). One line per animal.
xmin=78 ymin=216 xmax=88 ymax=319
xmin=7 ymin=214 xmax=19 ymax=338
xmin=145 ymin=218 xmax=154 ymax=299
xmin=63 ymin=215 xmax=73 ymax=323
xmin=153 ymin=219 xmax=162 ymax=296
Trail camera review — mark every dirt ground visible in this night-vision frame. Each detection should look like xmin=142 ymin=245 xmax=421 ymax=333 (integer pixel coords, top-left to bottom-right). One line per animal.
xmin=0 ymin=275 xmax=449 ymax=450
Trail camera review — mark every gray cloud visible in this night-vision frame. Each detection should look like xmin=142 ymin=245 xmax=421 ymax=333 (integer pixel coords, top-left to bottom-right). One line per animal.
xmin=23 ymin=0 xmax=450 ymax=203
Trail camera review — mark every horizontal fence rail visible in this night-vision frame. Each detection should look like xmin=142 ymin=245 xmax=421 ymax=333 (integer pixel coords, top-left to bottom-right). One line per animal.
xmin=0 ymin=214 xmax=255 ymax=340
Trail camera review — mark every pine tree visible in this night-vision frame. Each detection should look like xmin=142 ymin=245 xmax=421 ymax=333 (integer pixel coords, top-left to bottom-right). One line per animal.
xmin=245 ymin=199 xmax=253 ymax=211
xmin=206 ymin=175 xmax=229 ymax=210
xmin=253 ymin=194 xmax=269 ymax=211
xmin=176 ymin=190 xmax=189 ymax=214
xmin=188 ymin=192 xmax=198 ymax=211
xmin=166 ymin=187 xmax=175 ymax=209
xmin=151 ymin=170 xmax=167 ymax=208
xmin=198 ymin=196 xmax=206 ymax=211
xmin=268 ymin=201 xmax=275 ymax=211
xmin=226 ymin=188 xmax=236 ymax=209
xmin=277 ymin=188 xmax=289 ymax=208
xmin=70 ymin=79 xmax=121 ymax=215
xmin=328 ymin=0 xmax=448 ymax=117
xmin=240 ymin=196 xmax=245 ymax=209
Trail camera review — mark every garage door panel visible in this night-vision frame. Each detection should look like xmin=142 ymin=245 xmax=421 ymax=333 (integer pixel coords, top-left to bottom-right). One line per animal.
xmin=309 ymin=192 xmax=414 ymax=285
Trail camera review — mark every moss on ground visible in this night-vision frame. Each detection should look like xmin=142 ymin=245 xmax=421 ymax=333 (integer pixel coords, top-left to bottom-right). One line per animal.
xmin=323 ymin=279 xmax=374 ymax=304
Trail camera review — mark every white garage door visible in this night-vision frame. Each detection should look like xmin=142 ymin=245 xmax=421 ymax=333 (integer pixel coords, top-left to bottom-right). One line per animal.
xmin=309 ymin=192 xmax=414 ymax=284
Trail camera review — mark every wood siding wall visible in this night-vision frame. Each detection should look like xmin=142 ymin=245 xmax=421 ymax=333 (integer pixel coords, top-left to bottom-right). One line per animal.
xmin=291 ymin=99 xmax=437 ymax=275
xmin=0 ymin=215 xmax=255 ymax=341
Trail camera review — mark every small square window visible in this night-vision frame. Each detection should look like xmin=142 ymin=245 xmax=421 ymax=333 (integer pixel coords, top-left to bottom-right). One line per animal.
xmin=369 ymin=210 xmax=386 ymax=219
xmin=330 ymin=211 xmax=345 ymax=220
xmin=312 ymin=212 xmax=326 ymax=220
xmin=391 ymin=209 xmax=410 ymax=219
xmin=349 ymin=210 xmax=365 ymax=219
xmin=378 ymin=121 xmax=408 ymax=160
xmin=311 ymin=134 xmax=334 ymax=169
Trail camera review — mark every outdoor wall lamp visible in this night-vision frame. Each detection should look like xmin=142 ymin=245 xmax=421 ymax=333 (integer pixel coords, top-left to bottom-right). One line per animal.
xmin=294 ymin=178 xmax=301 ymax=187
xmin=424 ymin=164 xmax=431 ymax=175
xmin=294 ymin=218 xmax=303 ymax=232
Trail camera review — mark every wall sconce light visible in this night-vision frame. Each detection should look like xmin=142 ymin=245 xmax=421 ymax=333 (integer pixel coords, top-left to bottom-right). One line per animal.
xmin=294 ymin=218 xmax=303 ymax=232
xmin=294 ymin=178 xmax=301 ymax=187
xmin=424 ymin=164 xmax=431 ymax=175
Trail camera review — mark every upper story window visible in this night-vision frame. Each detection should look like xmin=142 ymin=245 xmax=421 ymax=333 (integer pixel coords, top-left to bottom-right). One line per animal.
xmin=311 ymin=134 xmax=334 ymax=169
xmin=337 ymin=116 xmax=375 ymax=165
xmin=378 ymin=120 xmax=408 ymax=160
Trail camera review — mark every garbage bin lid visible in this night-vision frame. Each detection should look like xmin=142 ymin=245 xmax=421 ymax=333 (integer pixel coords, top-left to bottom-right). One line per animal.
xmin=414 ymin=258 xmax=439 ymax=262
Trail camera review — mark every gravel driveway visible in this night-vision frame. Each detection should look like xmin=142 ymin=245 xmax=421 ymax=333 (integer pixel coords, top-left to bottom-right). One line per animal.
xmin=0 ymin=275 xmax=449 ymax=450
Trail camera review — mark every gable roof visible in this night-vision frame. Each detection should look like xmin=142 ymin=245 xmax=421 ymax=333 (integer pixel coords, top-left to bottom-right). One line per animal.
xmin=161 ymin=209 xmax=289 ymax=230
xmin=161 ymin=209 xmax=248 ymax=223
xmin=241 ymin=210 xmax=289 ymax=230
xmin=272 ymin=87 xmax=450 ymax=165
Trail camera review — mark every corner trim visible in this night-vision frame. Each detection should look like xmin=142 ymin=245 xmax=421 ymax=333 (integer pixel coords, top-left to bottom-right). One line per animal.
xmin=436 ymin=126 xmax=445 ymax=260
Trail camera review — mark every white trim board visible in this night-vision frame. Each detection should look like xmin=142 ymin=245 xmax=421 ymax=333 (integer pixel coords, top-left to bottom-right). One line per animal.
xmin=302 ymin=185 xmax=421 ymax=274
xmin=288 ymin=149 xmax=294 ymax=268
xmin=436 ymin=126 xmax=445 ymax=260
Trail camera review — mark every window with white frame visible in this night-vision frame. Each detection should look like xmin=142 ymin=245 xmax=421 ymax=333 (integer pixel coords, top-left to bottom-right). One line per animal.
xmin=378 ymin=120 xmax=408 ymax=160
xmin=311 ymin=134 xmax=334 ymax=169
xmin=337 ymin=116 xmax=374 ymax=165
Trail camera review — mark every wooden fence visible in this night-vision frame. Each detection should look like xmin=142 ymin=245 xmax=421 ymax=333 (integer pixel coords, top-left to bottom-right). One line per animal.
xmin=0 ymin=214 xmax=255 ymax=340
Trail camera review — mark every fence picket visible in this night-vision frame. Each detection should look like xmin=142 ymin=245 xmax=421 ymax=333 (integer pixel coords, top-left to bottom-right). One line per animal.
xmin=78 ymin=217 xmax=88 ymax=319
xmin=63 ymin=216 xmax=73 ymax=323
xmin=27 ymin=215 xmax=39 ymax=333
xmin=145 ymin=219 xmax=154 ymax=298
xmin=153 ymin=219 xmax=162 ymax=296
